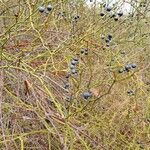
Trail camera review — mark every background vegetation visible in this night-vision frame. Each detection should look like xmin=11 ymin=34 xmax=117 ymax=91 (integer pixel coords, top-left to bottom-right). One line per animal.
xmin=0 ymin=0 xmax=150 ymax=149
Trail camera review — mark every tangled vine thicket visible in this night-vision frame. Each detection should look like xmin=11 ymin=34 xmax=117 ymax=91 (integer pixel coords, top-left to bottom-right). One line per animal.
xmin=0 ymin=0 xmax=150 ymax=149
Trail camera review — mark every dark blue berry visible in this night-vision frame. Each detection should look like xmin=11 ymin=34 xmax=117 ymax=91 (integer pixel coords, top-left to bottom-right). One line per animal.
xmin=82 ymin=91 xmax=92 ymax=100
xmin=114 ymin=17 xmax=118 ymax=21
xmin=105 ymin=6 xmax=112 ymax=12
xmin=64 ymin=83 xmax=69 ymax=89
xmin=107 ymin=34 xmax=112 ymax=40
xmin=118 ymin=12 xmax=123 ymax=17
xmin=125 ymin=64 xmax=132 ymax=71
xmin=71 ymin=68 xmax=77 ymax=74
xmin=47 ymin=4 xmax=53 ymax=11
xmin=70 ymin=64 xmax=75 ymax=69
xmin=131 ymin=63 xmax=137 ymax=68
xmin=38 ymin=6 xmax=45 ymax=13
xmin=71 ymin=60 xmax=78 ymax=65
xmin=100 ymin=12 xmax=105 ymax=17
xmin=105 ymin=38 xmax=110 ymax=43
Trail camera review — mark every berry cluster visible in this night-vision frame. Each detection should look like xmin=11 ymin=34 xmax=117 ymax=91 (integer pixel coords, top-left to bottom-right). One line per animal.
xmin=101 ymin=34 xmax=113 ymax=47
xmin=99 ymin=4 xmax=123 ymax=21
xmin=38 ymin=4 xmax=53 ymax=13
xmin=118 ymin=63 xmax=137 ymax=73
xmin=80 ymin=48 xmax=88 ymax=55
